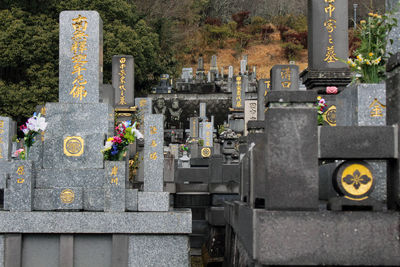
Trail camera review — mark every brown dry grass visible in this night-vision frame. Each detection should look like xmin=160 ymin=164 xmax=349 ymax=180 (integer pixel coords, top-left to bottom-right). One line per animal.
xmin=185 ymin=39 xmax=308 ymax=79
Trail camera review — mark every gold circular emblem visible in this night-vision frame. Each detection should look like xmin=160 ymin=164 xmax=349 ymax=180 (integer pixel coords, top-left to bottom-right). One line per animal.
xmin=201 ymin=147 xmax=211 ymax=158
xmin=60 ymin=189 xmax=75 ymax=204
xmin=324 ymin=106 xmax=336 ymax=126
xmin=64 ymin=136 xmax=84 ymax=157
xmin=341 ymin=164 xmax=373 ymax=196
xmin=334 ymin=161 xmax=375 ymax=201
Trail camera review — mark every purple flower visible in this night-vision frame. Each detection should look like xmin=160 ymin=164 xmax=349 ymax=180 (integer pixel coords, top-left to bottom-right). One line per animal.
xmin=111 ymin=145 xmax=119 ymax=156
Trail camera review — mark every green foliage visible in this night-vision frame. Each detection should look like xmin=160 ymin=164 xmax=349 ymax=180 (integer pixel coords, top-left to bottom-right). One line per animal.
xmin=281 ymin=42 xmax=303 ymax=61
xmin=347 ymin=12 xmax=397 ymax=83
xmin=0 ymin=0 xmax=176 ymax=122
xmin=203 ymin=24 xmax=232 ymax=47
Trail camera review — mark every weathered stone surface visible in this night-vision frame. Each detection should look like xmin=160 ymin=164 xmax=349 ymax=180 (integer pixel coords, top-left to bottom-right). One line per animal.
xmin=264 ymin=104 xmax=318 ymax=210
xmin=112 ymin=55 xmax=134 ymax=107
xmin=143 ymin=114 xmax=164 ymax=192
xmin=33 ymin=189 xmax=55 ymax=210
xmin=99 ymin=84 xmax=115 ymax=106
xmin=206 ymin=207 xmax=225 ymax=226
xmin=138 ymin=192 xmax=169 ymax=212
xmin=59 ymin=11 xmax=103 ymax=103
xmin=0 ymin=210 xmax=192 ymax=233
xmin=128 ymin=235 xmax=190 ymax=267
xmin=244 ymin=100 xmax=257 ymax=136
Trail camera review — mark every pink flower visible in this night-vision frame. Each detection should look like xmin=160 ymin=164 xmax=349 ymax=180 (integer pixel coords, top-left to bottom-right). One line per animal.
xmin=13 ymin=149 xmax=24 ymax=157
xmin=319 ymin=98 xmax=326 ymax=105
xmin=113 ymin=136 xmax=122 ymax=144
xmin=326 ymin=86 xmax=338 ymax=94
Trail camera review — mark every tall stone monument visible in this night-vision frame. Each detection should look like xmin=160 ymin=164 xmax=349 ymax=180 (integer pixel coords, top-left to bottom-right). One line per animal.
xmin=0 ymin=11 xmax=191 ymax=267
xmin=300 ymin=0 xmax=351 ymax=91
xmin=112 ymin=55 xmax=134 ymax=108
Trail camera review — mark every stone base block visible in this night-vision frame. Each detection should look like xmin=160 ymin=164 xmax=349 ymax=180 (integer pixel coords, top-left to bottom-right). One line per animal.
xmin=83 ymin=189 xmax=104 ymax=211
xmin=125 ymin=189 xmax=138 ymax=211
xmin=128 ymin=235 xmax=190 ymax=267
xmin=138 ymin=192 xmax=169 ymax=212
xmin=104 ymin=187 xmax=125 ymax=212
xmin=226 ymin=202 xmax=400 ymax=266
xmin=33 ymin=188 xmax=83 ymax=211
xmin=0 ymin=210 xmax=191 ymax=233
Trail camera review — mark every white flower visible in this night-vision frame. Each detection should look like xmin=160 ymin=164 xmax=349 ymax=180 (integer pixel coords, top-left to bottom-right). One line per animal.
xmin=131 ymin=128 xmax=144 ymax=140
xmin=104 ymin=140 xmax=113 ymax=150
xmin=22 ymin=128 xmax=29 ymax=135
xmin=26 ymin=117 xmax=47 ymax=132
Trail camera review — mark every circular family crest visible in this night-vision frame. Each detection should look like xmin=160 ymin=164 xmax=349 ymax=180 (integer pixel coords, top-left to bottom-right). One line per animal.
xmin=60 ymin=189 xmax=75 ymax=204
xmin=201 ymin=147 xmax=211 ymax=158
xmin=333 ymin=161 xmax=375 ymax=201
xmin=323 ymin=105 xmax=336 ymax=126
xmin=63 ymin=136 xmax=84 ymax=157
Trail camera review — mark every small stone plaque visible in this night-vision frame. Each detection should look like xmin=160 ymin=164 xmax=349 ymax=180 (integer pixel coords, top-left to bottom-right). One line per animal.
xmin=5 ymin=161 xmax=34 ymax=211
xmin=143 ymin=114 xmax=164 ymax=192
xmin=59 ymin=11 xmax=103 ymax=103
xmin=244 ymin=100 xmax=258 ymax=136
xmin=270 ymin=65 xmax=299 ymax=90
xmin=112 ymin=55 xmax=134 ymax=107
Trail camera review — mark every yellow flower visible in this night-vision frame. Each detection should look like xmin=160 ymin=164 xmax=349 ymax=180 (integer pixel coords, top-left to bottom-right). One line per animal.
xmin=351 ymin=63 xmax=356 ymax=68
xmin=366 ymin=60 xmax=371 ymax=65
xmin=368 ymin=12 xmax=374 ymax=17
xmin=373 ymin=14 xmax=378 ymax=17
xmin=377 ymin=15 xmax=382 ymax=19
xmin=317 ymin=96 xmax=322 ymax=100
xmin=369 ymin=52 xmax=374 ymax=57
xmin=360 ymin=20 xmax=366 ymax=24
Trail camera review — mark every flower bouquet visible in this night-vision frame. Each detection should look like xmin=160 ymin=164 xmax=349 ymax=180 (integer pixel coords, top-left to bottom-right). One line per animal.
xmin=347 ymin=12 xmax=397 ymax=83
xmin=102 ymin=121 xmax=143 ymax=161
xmin=15 ymin=113 xmax=47 ymax=159
xmin=317 ymin=96 xmax=328 ymax=125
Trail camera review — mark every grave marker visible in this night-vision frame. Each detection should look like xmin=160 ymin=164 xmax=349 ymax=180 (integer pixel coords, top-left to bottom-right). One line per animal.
xmin=271 ymin=65 xmax=299 ymax=91
xmin=301 ymin=0 xmax=351 ymax=90
xmin=244 ymin=100 xmax=258 ymax=135
xmin=0 ymin=117 xmax=16 ymax=161
xmin=232 ymin=76 xmax=245 ymax=109
xmin=143 ymin=114 xmax=164 ymax=192
xmin=202 ymin=122 xmax=213 ymax=148
xmin=59 ymin=11 xmax=103 ymax=103
xmin=112 ymin=55 xmax=134 ymax=107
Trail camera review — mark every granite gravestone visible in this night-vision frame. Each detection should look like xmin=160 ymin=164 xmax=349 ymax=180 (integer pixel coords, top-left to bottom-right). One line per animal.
xmin=202 ymin=122 xmax=213 ymax=148
xmin=4 ymin=161 xmax=33 ymax=211
xmin=143 ymin=114 xmax=164 ymax=192
xmin=336 ymin=83 xmax=387 ymax=201
xmin=232 ymin=76 xmax=245 ymax=109
xmin=112 ymin=55 xmax=134 ymax=108
xmin=271 ymin=65 xmax=299 ymax=91
xmin=104 ymin=161 xmax=126 ymax=212
xmin=59 ymin=11 xmax=103 ymax=103
xmin=0 ymin=117 xmax=16 ymax=161
xmin=244 ymin=100 xmax=258 ymax=136
xmin=301 ymin=0 xmax=351 ymax=90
